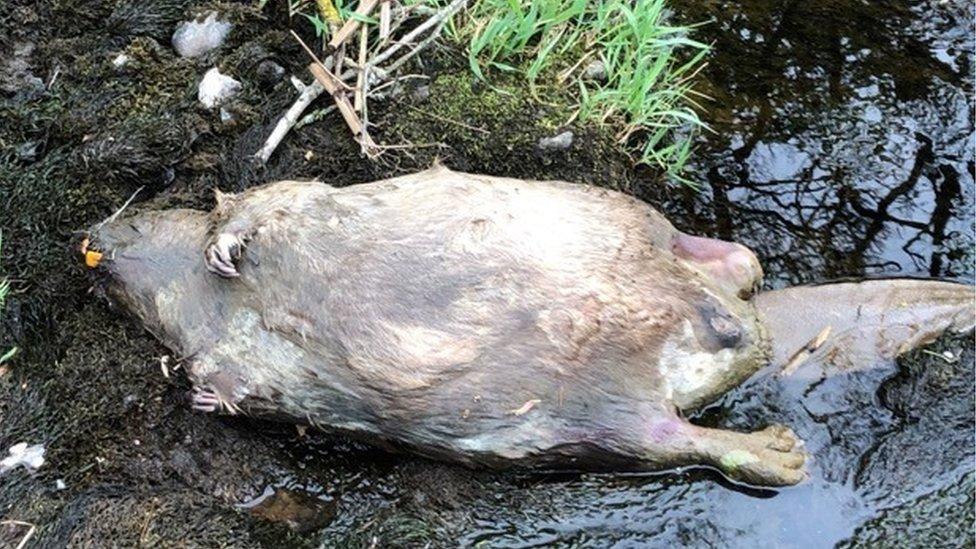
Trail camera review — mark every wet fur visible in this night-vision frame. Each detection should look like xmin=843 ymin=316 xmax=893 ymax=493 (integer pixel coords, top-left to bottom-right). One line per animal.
xmin=93 ymin=167 xmax=769 ymax=470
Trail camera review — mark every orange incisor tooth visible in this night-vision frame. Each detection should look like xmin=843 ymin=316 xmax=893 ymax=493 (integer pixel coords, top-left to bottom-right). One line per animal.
xmin=85 ymin=250 xmax=103 ymax=268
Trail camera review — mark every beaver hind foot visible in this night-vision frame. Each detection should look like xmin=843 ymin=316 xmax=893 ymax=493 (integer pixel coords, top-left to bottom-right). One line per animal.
xmin=701 ymin=424 xmax=806 ymax=486
xmin=642 ymin=417 xmax=807 ymax=487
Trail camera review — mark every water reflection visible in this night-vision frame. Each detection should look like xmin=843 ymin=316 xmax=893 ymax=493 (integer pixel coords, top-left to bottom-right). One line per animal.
xmin=654 ymin=0 xmax=975 ymax=287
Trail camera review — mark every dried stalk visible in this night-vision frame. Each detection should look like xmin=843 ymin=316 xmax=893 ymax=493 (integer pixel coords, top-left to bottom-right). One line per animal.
xmin=254 ymin=0 xmax=469 ymax=163
xmin=379 ymin=0 xmax=392 ymax=43
xmin=381 ymin=15 xmax=450 ymax=74
xmin=370 ymin=0 xmax=467 ymax=68
xmin=360 ymin=64 xmax=372 ymax=156
xmin=328 ymin=0 xmax=380 ymax=51
xmin=308 ymin=63 xmax=374 ymax=148
xmin=1 ymin=520 xmax=36 ymax=549
xmin=294 ymin=27 xmax=377 ymax=154
xmin=355 ymin=26 xmax=368 ymax=112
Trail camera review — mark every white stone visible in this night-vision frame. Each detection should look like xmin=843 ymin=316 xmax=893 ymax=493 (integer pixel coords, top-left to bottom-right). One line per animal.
xmin=172 ymin=12 xmax=232 ymax=58
xmin=198 ymin=68 xmax=241 ymax=109
xmin=0 ymin=442 xmax=45 ymax=473
xmin=582 ymin=59 xmax=606 ymax=81
xmin=112 ymin=53 xmax=130 ymax=69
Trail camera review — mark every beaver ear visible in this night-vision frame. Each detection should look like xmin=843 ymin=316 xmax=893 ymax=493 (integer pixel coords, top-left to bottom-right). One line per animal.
xmin=427 ymin=156 xmax=451 ymax=174
xmin=212 ymin=188 xmax=236 ymax=215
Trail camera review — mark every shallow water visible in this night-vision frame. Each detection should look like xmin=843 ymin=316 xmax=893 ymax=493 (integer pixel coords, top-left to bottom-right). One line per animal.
xmin=281 ymin=1 xmax=975 ymax=546
xmin=668 ymin=0 xmax=974 ymax=289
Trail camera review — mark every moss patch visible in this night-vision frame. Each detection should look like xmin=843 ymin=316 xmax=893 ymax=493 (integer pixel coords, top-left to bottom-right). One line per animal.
xmin=383 ymin=71 xmax=638 ymax=188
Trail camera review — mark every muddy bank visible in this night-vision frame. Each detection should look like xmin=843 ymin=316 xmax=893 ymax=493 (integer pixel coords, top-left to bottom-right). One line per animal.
xmin=1 ymin=0 xmax=973 ymax=547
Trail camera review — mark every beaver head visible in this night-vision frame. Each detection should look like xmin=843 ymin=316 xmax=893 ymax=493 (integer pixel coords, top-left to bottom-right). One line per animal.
xmin=80 ymin=209 xmax=219 ymax=355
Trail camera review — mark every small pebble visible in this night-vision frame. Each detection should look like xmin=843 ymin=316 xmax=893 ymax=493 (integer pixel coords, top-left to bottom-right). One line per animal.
xmin=198 ymin=68 xmax=241 ymax=109
xmin=582 ymin=59 xmax=607 ymax=81
xmin=0 ymin=442 xmax=45 ymax=474
xmin=1 ymin=42 xmax=45 ymax=100
xmin=537 ymin=130 xmax=575 ymax=152
xmin=112 ymin=53 xmax=130 ymax=69
xmin=255 ymin=59 xmax=286 ymax=89
xmin=15 ymin=140 xmax=39 ymax=162
xmin=411 ymin=84 xmax=430 ymax=102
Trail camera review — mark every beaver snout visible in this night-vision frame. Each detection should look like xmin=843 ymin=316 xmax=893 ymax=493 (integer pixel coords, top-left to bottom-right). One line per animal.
xmin=79 ymin=218 xmax=148 ymax=271
xmin=78 ymin=233 xmax=104 ymax=269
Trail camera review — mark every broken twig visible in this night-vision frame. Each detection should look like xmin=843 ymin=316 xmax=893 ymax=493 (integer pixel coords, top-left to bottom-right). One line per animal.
xmin=1 ymin=520 xmax=36 ymax=549
xmin=307 ymin=63 xmax=378 ymax=153
xmin=406 ymin=105 xmax=489 ymax=134
xmin=328 ymin=0 xmax=380 ymax=51
xmin=355 ymin=26 xmax=368 ymax=112
xmin=254 ymin=0 xmax=469 ymax=163
xmin=379 ymin=0 xmax=392 ymax=43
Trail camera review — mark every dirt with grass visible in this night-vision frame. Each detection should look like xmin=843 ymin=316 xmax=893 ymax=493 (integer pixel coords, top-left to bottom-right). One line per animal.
xmin=1 ymin=0 xmax=973 ymax=547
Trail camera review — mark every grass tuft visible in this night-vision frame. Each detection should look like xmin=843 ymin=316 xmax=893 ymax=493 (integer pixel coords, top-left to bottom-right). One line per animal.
xmin=457 ymin=0 xmax=709 ymax=183
xmin=0 ymin=232 xmax=17 ymax=366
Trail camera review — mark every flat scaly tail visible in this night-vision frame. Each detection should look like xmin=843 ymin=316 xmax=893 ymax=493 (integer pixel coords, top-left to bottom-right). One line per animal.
xmin=754 ymin=279 xmax=974 ymax=376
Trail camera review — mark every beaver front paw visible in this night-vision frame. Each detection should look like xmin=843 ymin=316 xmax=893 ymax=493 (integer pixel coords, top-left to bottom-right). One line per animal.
xmin=191 ymin=387 xmax=222 ymax=412
xmin=191 ymin=385 xmax=242 ymax=415
xmin=205 ymin=232 xmax=245 ymax=278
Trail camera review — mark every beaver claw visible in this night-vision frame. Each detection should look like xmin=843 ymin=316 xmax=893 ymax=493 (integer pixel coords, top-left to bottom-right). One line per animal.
xmin=205 ymin=233 xmax=244 ymax=278
xmin=191 ymin=386 xmax=241 ymax=415
xmin=191 ymin=387 xmax=221 ymax=412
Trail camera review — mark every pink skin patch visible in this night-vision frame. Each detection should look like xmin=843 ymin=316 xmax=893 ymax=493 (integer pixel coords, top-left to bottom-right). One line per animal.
xmin=671 ymin=233 xmax=763 ymax=296
xmin=648 ymin=418 xmax=687 ymax=444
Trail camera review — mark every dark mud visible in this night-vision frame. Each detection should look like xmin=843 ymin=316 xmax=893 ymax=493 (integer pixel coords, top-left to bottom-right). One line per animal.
xmin=0 ymin=0 xmax=973 ymax=547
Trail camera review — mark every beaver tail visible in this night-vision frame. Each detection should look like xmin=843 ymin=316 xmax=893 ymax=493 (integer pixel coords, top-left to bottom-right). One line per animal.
xmin=755 ymin=278 xmax=974 ymax=376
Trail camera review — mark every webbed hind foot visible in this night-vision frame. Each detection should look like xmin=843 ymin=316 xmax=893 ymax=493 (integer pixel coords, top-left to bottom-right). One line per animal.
xmin=700 ymin=423 xmax=807 ymax=486
xmin=642 ymin=417 xmax=807 ymax=487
